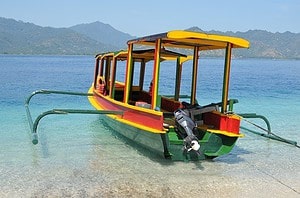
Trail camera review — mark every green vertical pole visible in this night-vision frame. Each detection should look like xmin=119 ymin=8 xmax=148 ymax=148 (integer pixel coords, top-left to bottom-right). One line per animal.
xmin=191 ymin=46 xmax=199 ymax=105
xmin=221 ymin=43 xmax=232 ymax=113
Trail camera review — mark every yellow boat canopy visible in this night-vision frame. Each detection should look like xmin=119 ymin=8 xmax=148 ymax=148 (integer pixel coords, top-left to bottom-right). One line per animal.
xmin=95 ymin=48 xmax=192 ymax=63
xmin=127 ymin=30 xmax=250 ymax=50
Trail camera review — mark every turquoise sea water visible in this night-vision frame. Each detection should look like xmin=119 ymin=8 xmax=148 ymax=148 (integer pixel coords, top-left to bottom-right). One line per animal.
xmin=0 ymin=55 xmax=300 ymax=197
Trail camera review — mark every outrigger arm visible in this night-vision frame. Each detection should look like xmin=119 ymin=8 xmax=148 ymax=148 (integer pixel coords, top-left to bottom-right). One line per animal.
xmin=238 ymin=113 xmax=299 ymax=148
xmin=25 ymin=90 xmax=123 ymax=145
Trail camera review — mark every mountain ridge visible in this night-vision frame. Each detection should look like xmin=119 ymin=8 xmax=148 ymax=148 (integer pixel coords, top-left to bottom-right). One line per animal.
xmin=186 ymin=27 xmax=300 ymax=59
xmin=0 ymin=17 xmax=299 ymax=59
xmin=69 ymin=21 xmax=134 ymax=49
xmin=0 ymin=17 xmax=117 ymax=55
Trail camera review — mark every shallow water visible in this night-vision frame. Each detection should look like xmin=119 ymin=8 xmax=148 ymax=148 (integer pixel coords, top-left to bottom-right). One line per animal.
xmin=0 ymin=55 xmax=299 ymax=197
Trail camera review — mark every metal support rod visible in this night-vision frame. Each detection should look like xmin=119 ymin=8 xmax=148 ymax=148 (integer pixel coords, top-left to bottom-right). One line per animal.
xmin=25 ymin=103 xmax=37 ymax=144
xmin=25 ymin=89 xmax=93 ymax=106
xmin=25 ymin=89 xmax=123 ymax=145
xmin=31 ymin=109 xmax=123 ymax=145
xmin=239 ymin=113 xmax=299 ymax=148
xmin=240 ymin=126 xmax=299 ymax=147
xmin=238 ymin=113 xmax=271 ymax=133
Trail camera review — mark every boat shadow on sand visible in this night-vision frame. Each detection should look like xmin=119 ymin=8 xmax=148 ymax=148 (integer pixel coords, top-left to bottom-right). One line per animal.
xmin=212 ymin=146 xmax=251 ymax=164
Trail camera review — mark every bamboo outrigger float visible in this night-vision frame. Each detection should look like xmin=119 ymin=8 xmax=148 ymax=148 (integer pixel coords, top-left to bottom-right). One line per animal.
xmin=25 ymin=30 xmax=299 ymax=161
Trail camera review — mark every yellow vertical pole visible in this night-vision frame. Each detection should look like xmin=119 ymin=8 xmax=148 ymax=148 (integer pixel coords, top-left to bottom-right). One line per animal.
xmin=104 ymin=57 xmax=111 ymax=92
xmin=124 ymin=43 xmax=133 ymax=103
xmin=151 ymin=39 xmax=161 ymax=109
xmin=109 ymin=56 xmax=117 ymax=99
xmin=93 ymin=57 xmax=100 ymax=89
xmin=191 ymin=46 xmax=199 ymax=105
xmin=99 ymin=57 xmax=104 ymax=76
xmin=221 ymin=43 xmax=232 ymax=113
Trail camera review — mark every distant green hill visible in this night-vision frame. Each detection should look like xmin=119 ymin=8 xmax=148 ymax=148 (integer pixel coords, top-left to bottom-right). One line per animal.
xmin=187 ymin=27 xmax=300 ymax=59
xmin=0 ymin=17 xmax=299 ymax=58
xmin=0 ymin=17 xmax=115 ymax=55
xmin=70 ymin=21 xmax=135 ymax=50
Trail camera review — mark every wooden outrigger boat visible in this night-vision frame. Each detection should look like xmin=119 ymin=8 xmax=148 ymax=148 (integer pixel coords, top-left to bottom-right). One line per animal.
xmin=88 ymin=30 xmax=248 ymax=160
xmin=25 ymin=30 xmax=299 ymax=161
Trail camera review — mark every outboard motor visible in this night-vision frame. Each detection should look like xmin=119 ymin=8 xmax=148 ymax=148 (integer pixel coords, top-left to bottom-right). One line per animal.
xmin=174 ymin=109 xmax=200 ymax=154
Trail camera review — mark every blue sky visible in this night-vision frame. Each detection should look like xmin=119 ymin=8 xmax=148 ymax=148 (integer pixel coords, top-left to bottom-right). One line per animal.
xmin=1 ymin=0 xmax=299 ymax=36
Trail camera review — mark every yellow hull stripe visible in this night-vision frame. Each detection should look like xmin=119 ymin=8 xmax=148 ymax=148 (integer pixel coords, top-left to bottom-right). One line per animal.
xmin=88 ymin=87 xmax=164 ymax=134
xmin=207 ymin=129 xmax=244 ymax=137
